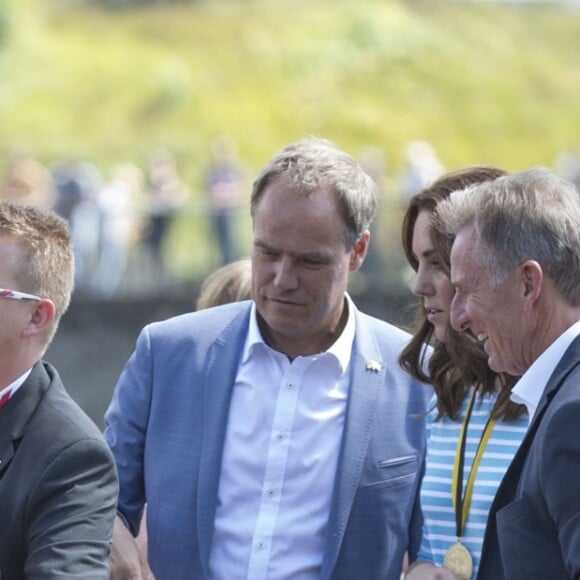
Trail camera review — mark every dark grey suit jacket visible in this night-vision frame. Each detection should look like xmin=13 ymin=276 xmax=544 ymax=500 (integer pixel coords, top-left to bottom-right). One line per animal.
xmin=0 ymin=361 xmax=118 ymax=579
xmin=478 ymin=335 xmax=580 ymax=579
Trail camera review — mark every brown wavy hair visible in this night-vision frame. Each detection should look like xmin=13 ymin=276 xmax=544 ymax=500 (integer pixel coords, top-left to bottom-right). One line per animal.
xmin=399 ymin=166 xmax=525 ymax=421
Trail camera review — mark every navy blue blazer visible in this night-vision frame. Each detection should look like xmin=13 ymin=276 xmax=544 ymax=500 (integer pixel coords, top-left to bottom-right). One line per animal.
xmin=105 ymin=300 xmax=430 ymax=579
xmin=478 ymin=335 xmax=580 ymax=579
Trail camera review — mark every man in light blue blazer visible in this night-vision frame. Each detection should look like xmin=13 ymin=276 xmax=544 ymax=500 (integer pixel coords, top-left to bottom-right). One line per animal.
xmin=105 ymin=137 xmax=430 ymax=580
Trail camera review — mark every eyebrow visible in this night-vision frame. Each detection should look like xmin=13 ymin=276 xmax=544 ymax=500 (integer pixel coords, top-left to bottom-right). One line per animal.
xmin=254 ymin=239 xmax=281 ymax=254
xmin=254 ymin=239 xmax=332 ymax=263
xmin=412 ymin=248 xmax=437 ymax=261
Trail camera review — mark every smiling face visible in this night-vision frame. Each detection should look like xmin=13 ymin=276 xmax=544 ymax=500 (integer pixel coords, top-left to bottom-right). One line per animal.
xmin=410 ymin=210 xmax=456 ymax=343
xmin=449 ymin=224 xmax=529 ymax=375
xmin=251 ymin=178 xmax=367 ymax=359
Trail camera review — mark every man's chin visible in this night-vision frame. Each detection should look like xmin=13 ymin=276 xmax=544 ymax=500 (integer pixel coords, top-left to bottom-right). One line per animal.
xmin=260 ymin=313 xmax=304 ymax=338
xmin=486 ymin=353 xmax=502 ymax=374
xmin=487 ymin=355 xmax=516 ymax=376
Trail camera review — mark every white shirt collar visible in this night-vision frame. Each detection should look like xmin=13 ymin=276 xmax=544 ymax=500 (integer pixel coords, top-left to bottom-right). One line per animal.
xmin=243 ymin=294 xmax=356 ymax=373
xmin=511 ymin=319 xmax=580 ymax=425
xmin=0 ymin=367 xmax=33 ymax=401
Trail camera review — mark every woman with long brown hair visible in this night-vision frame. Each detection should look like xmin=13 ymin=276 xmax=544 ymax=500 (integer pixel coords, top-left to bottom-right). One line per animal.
xmin=400 ymin=167 xmax=528 ymax=580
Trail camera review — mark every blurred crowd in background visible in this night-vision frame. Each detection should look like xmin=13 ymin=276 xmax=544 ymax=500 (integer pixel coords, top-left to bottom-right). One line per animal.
xmin=0 ymin=135 xmax=249 ymax=299
xmin=2 ymin=136 xmax=580 ymax=301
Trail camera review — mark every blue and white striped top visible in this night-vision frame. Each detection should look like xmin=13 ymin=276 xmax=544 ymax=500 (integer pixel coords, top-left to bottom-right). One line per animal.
xmin=417 ymin=390 xmax=528 ymax=578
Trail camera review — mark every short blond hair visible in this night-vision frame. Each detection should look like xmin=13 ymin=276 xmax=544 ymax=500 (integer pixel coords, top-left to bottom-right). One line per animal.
xmin=196 ymin=258 xmax=252 ymax=311
xmin=0 ymin=201 xmax=74 ymax=345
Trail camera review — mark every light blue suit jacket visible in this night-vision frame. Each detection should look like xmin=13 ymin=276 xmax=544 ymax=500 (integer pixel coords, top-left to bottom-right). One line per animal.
xmin=104 ymin=300 xmax=430 ymax=580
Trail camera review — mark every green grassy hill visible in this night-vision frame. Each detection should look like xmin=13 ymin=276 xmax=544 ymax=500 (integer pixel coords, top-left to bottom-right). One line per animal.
xmin=2 ymin=0 xmax=580 ymax=277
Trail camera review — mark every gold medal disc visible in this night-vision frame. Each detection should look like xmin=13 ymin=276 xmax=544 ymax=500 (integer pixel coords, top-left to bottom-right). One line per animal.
xmin=443 ymin=541 xmax=473 ymax=580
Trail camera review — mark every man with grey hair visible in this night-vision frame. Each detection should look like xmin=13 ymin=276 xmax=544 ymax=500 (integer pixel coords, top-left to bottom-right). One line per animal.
xmin=0 ymin=201 xmax=118 ymax=578
xmin=436 ymin=167 xmax=580 ymax=579
xmin=105 ymin=137 xmax=429 ymax=579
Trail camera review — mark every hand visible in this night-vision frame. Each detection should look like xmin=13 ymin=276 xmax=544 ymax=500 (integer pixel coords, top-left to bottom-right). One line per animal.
xmin=109 ymin=515 xmax=155 ymax=580
xmin=404 ymin=561 xmax=458 ymax=580
xmin=427 ymin=568 xmax=458 ymax=580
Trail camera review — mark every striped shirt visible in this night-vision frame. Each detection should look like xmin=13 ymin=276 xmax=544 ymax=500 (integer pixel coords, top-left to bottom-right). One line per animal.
xmin=417 ymin=390 xmax=528 ymax=578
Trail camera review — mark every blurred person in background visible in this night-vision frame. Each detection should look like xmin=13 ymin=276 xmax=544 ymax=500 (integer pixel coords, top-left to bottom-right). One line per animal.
xmin=438 ymin=167 xmax=580 ymax=580
xmin=399 ymin=167 xmax=527 ymax=580
xmin=50 ymin=159 xmax=103 ymax=293
xmin=91 ymin=163 xmax=143 ymax=298
xmin=357 ymin=146 xmax=389 ymax=293
xmin=554 ymin=149 xmax=580 ymax=192
xmin=205 ymin=134 xmax=246 ymax=266
xmin=0 ymin=148 xmax=55 ymax=209
xmin=196 ymin=256 xmax=252 ymax=310
xmin=142 ymin=148 xmax=187 ymax=279
xmin=105 ymin=136 xmax=429 ymax=580
xmin=0 ymin=201 xmax=118 ymax=578
xmin=398 ymin=140 xmax=444 ymax=207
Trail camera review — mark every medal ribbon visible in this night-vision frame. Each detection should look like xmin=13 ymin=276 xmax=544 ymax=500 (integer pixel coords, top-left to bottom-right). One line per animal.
xmin=451 ymin=387 xmax=496 ymax=539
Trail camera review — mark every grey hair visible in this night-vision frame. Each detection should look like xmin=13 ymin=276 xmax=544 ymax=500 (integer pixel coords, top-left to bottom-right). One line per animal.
xmin=250 ymin=136 xmax=379 ymax=248
xmin=436 ymin=167 xmax=580 ymax=306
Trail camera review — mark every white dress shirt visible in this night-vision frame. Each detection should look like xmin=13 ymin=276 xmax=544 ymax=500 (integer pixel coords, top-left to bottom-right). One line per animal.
xmin=0 ymin=368 xmax=32 ymax=403
xmin=511 ymin=320 xmax=580 ymax=425
xmin=208 ymin=297 xmax=355 ymax=580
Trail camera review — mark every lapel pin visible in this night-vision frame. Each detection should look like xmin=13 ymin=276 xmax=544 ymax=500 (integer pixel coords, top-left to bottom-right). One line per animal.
xmin=366 ymin=360 xmax=382 ymax=373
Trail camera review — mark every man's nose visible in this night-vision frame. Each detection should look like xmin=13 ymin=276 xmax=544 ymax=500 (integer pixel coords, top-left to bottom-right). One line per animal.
xmin=450 ymin=294 xmax=470 ymax=332
xmin=273 ymin=257 xmax=298 ymax=290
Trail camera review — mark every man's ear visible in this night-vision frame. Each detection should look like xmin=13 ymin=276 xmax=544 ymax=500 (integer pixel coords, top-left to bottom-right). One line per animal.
xmin=22 ymin=299 xmax=55 ymax=337
xmin=520 ymin=260 xmax=543 ymax=310
xmin=350 ymin=230 xmax=370 ymax=272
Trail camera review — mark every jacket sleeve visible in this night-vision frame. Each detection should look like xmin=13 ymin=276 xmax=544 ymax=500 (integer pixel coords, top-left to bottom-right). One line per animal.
xmin=104 ymin=325 xmax=154 ymax=535
xmin=542 ymin=402 xmax=580 ymax=576
xmin=24 ymin=438 xmax=118 ymax=579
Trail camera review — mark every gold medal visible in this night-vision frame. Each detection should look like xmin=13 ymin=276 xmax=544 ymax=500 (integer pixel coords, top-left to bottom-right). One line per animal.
xmin=443 ymin=541 xmax=473 ymax=580
xmin=446 ymin=389 xmax=496 ymax=580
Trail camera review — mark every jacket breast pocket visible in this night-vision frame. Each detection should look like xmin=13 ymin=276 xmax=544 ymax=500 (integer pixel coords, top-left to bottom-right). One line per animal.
xmin=360 ymin=454 xmax=419 ymax=490
xmin=378 ymin=454 xmax=418 ymax=469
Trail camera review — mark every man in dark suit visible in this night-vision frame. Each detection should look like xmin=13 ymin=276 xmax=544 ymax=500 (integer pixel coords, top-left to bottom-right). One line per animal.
xmin=105 ymin=137 xmax=430 ymax=580
xmin=437 ymin=167 xmax=580 ymax=579
xmin=0 ymin=201 xmax=118 ymax=579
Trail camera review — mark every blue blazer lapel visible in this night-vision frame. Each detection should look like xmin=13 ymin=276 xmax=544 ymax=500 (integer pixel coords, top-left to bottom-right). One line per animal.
xmin=321 ymin=314 xmax=383 ymax=578
xmin=481 ymin=334 xmax=580 ymax=577
xmin=497 ymin=335 xmax=580 ymax=502
xmin=196 ymin=307 xmax=251 ymax=577
xmin=529 ymin=335 xmax=580 ymax=432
